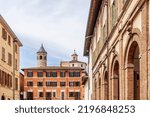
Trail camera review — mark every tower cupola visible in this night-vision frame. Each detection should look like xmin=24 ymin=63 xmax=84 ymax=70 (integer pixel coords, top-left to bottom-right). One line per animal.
xmin=71 ymin=50 xmax=78 ymax=61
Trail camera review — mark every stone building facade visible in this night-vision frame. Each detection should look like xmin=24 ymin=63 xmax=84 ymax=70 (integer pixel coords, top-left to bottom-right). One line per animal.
xmin=84 ymin=0 xmax=150 ymax=100
xmin=23 ymin=45 xmax=87 ymax=100
xmin=0 ymin=15 xmax=22 ymax=100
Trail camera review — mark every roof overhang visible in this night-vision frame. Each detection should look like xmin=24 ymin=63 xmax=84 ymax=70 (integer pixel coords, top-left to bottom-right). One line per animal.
xmin=83 ymin=0 xmax=102 ymax=56
xmin=0 ymin=15 xmax=23 ymax=47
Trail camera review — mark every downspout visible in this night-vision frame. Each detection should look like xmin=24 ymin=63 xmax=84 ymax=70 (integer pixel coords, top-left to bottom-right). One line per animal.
xmin=146 ymin=0 xmax=149 ymax=100
xmin=85 ymin=35 xmax=93 ymax=100
xmin=13 ymin=38 xmax=17 ymax=100
xmin=106 ymin=0 xmax=109 ymax=100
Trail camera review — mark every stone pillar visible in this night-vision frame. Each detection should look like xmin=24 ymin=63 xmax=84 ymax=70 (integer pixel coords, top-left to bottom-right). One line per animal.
xmin=109 ymin=77 xmax=112 ymax=100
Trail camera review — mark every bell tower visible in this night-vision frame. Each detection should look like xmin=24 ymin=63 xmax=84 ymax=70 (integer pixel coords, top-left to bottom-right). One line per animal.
xmin=37 ymin=44 xmax=47 ymax=67
xmin=71 ymin=50 xmax=78 ymax=61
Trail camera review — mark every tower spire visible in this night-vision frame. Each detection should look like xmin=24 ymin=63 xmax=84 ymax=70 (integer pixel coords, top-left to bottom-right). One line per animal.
xmin=37 ymin=44 xmax=47 ymax=67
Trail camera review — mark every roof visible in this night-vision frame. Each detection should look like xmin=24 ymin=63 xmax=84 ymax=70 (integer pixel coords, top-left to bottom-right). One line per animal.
xmin=83 ymin=0 xmax=102 ymax=56
xmin=0 ymin=15 xmax=23 ymax=46
xmin=37 ymin=44 xmax=47 ymax=53
xmin=69 ymin=60 xmax=87 ymax=65
xmin=22 ymin=66 xmax=84 ymax=71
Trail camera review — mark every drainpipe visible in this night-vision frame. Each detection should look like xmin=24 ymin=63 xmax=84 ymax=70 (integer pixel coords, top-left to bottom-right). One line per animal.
xmin=13 ymin=38 xmax=17 ymax=100
xmin=85 ymin=35 xmax=93 ymax=100
xmin=106 ymin=0 xmax=109 ymax=100
xmin=146 ymin=0 xmax=149 ymax=100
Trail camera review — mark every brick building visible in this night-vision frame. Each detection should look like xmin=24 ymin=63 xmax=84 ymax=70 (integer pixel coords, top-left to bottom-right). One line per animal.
xmin=0 ymin=15 xmax=22 ymax=100
xmin=22 ymin=45 xmax=87 ymax=100
xmin=84 ymin=0 xmax=150 ymax=100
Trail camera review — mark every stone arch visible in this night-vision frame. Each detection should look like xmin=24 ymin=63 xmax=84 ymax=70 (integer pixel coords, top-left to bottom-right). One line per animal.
xmin=124 ymin=28 xmax=142 ymax=62
xmin=109 ymin=49 xmax=120 ymax=100
xmin=112 ymin=59 xmax=120 ymax=100
xmin=124 ymin=31 xmax=141 ymax=100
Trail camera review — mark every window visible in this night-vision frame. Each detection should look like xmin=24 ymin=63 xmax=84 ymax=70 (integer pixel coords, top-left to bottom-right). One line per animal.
xmin=46 ymin=81 xmax=51 ymax=86
xmin=15 ymin=44 xmax=17 ymax=53
xmin=69 ymin=92 xmax=74 ymax=97
xmin=27 ymin=92 xmax=33 ymax=100
xmin=4 ymin=72 xmax=6 ymax=86
xmin=2 ymin=47 xmax=5 ymax=61
xmin=75 ymin=92 xmax=80 ymax=100
xmin=69 ymin=92 xmax=80 ymax=99
xmin=75 ymin=82 xmax=80 ymax=86
xmin=8 ymin=75 xmax=12 ymax=88
xmin=39 ymin=92 xmax=43 ymax=97
xmin=44 ymin=56 xmax=47 ymax=60
xmin=46 ymin=92 xmax=52 ymax=100
xmin=1 ymin=71 xmax=5 ymax=85
xmin=81 ymin=64 xmax=83 ymax=67
xmin=60 ymin=82 xmax=66 ymax=87
xmin=69 ymin=82 xmax=74 ymax=87
xmin=37 ymin=81 xmax=43 ymax=87
xmin=46 ymin=72 xmax=51 ymax=77
xmin=15 ymin=78 xmax=18 ymax=90
xmin=8 ymin=53 xmax=12 ymax=66
xmin=51 ymin=72 xmax=57 ymax=77
xmin=0 ymin=70 xmax=1 ymax=84
xmin=50 ymin=82 xmax=57 ymax=87
xmin=27 ymin=71 xmax=33 ymax=77
xmin=69 ymin=72 xmax=80 ymax=77
xmin=10 ymin=75 xmax=12 ymax=87
xmin=15 ymin=59 xmax=17 ymax=70
xmin=8 ymin=35 xmax=11 ymax=46
xmin=69 ymin=82 xmax=80 ymax=87
xmin=72 ymin=64 xmax=74 ymax=67
xmin=61 ymin=92 xmax=65 ymax=100
xmin=2 ymin=28 xmax=7 ymax=40
xmin=69 ymin=72 xmax=74 ymax=77
xmin=47 ymin=81 xmax=57 ymax=87
xmin=60 ymin=72 xmax=66 ymax=77
xmin=40 ymin=56 xmax=42 ymax=60
xmin=52 ymin=92 xmax=56 ymax=98
xmin=75 ymin=72 xmax=80 ymax=77
xmin=27 ymin=81 xmax=33 ymax=86
xmin=37 ymin=71 xmax=43 ymax=77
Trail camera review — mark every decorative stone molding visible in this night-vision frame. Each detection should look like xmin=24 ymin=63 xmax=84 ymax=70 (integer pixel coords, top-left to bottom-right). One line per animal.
xmin=126 ymin=21 xmax=133 ymax=36
xmin=104 ymin=0 xmax=108 ymax=6
xmin=125 ymin=63 xmax=134 ymax=69
xmin=112 ymin=74 xmax=119 ymax=79
xmin=103 ymin=63 xmax=106 ymax=69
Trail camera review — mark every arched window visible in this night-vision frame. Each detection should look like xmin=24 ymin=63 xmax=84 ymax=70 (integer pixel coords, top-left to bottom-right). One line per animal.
xmin=40 ymin=56 xmax=42 ymax=60
xmin=44 ymin=56 xmax=47 ymax=60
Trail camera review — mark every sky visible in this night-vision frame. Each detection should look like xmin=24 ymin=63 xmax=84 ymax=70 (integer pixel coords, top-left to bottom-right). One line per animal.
xmin=0 ymin=0 xmax=90 ymax=68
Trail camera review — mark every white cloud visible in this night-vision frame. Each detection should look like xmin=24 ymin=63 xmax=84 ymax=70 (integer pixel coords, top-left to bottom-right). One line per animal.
xmin=0 ymin=0 xmax=90 ymax=68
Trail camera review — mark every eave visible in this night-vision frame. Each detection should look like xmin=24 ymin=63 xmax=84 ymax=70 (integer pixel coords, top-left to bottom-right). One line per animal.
xmin=83 ymin=0 xmax=102 ymax=56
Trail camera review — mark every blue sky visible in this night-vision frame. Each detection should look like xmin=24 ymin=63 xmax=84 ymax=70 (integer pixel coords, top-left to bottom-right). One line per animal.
xmin=0 ymin=0 xmax=90 ymax=68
